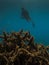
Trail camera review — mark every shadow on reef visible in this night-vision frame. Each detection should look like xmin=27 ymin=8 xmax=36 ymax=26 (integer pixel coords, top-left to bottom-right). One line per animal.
xmin=0 ymin=30 xmax=49 ymax=65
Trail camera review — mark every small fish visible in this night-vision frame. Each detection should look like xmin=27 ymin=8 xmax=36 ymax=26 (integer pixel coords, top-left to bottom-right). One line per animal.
xmin=21 ymin=8 xmax=35 ymax=27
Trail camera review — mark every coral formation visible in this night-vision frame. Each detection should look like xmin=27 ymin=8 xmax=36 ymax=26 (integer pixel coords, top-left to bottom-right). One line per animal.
xmin=0 ymin=30 xmax=49 ymax=65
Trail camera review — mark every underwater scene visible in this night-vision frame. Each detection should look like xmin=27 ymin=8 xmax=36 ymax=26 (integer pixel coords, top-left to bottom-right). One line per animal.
xmin=0 ymin=0 xmax=49 ymax=45
xmin=0 ymin=0 xmax=49 ymax=65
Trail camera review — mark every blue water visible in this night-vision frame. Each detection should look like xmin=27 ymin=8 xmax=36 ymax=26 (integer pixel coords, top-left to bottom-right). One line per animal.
xmin=0 ymin=1 xmax=49 ymax=46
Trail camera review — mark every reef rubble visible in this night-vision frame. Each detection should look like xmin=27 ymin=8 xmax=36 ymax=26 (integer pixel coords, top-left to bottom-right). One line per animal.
xmin=0 ymin=30 xmax=49 ymax=65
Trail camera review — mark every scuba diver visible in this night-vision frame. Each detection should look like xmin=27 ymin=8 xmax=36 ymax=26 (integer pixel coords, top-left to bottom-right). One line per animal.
xmin=21 ymin=8 xmax=35 ymax=27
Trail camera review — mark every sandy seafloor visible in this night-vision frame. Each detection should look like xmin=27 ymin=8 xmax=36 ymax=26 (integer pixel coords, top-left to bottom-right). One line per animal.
xmin=0 ymin=0 xmax=49 ymax=46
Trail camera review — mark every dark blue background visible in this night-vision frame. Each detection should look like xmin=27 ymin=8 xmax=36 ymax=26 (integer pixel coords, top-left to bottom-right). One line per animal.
xmin=0 ymin=0 xmax=49 ymax=45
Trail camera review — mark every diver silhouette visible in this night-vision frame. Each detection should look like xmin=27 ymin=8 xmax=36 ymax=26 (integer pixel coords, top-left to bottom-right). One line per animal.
xmin=21 ymin=8 xmax=35 ymax=27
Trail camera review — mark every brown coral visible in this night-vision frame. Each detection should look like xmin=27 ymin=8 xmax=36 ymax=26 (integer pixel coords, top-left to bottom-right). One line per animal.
xmin=0 ymin=30 xmax=49 ymax=65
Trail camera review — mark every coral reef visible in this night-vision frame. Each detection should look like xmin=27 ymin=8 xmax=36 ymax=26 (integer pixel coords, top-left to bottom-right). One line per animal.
xmin=0 ymin=30 xmax=49 ymax=65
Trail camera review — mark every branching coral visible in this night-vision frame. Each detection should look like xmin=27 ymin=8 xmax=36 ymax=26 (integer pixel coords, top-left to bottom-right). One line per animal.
xmin=0 ymin=30 xmax=49 ymax=65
